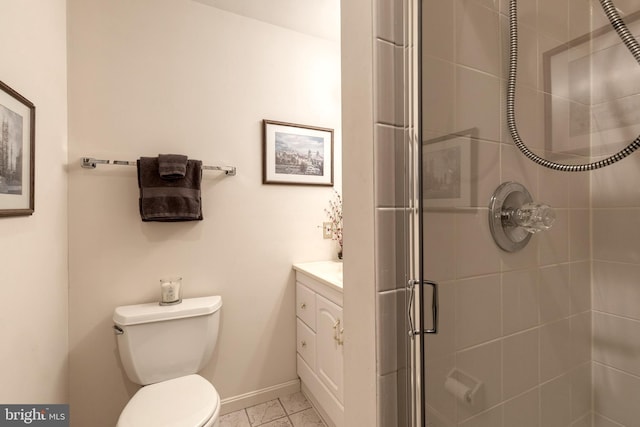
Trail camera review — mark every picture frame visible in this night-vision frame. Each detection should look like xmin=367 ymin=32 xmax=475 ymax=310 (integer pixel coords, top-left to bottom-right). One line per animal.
xmin=422 ymin=131 xmax=473 ymax=209
xmin=263 ymin=119 xmax=334 ymax=186
xmin=0 ymin=81 xmax=35 ymax=216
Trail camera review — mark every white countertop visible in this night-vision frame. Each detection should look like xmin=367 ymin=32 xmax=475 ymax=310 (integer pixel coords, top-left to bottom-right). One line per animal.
xmin=293 ymin=260 xmax=343 ymax=292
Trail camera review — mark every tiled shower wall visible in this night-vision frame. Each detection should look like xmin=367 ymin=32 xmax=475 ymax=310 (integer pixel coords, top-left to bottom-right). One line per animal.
xmin=421 ymin=0 xmax=593 ymax=426
xmin=373 ymin=0 xmax=410 ymax=426
xmin=590 ymin=4 xmax=640 ymax=426
xmin=375 ymin=0 xmax=640 ymax=425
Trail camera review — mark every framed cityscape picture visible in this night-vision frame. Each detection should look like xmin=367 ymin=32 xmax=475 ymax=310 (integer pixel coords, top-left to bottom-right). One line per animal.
xmin=263 ymin=119 xmax=334 ymax=186
xmin=0 ymin=81 xmax=35 ymax=216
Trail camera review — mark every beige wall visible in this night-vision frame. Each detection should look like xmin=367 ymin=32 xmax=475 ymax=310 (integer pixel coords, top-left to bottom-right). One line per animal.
xmin=67 ymin=0 xmax=341 ymax=425
xmin=341 ymin=0 xmax=378 ymax=425
xmin=0 ymin=0 xmax=69 ymax=403
xmin=421 ymin=1 xmax=592 ymax=425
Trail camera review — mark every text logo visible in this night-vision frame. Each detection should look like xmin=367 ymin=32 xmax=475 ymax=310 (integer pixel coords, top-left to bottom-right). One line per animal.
xmin=0 ymin=405 xmax=68 ymax=426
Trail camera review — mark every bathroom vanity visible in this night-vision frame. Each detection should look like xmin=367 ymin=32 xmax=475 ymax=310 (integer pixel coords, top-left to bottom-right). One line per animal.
xmin=293 ymin=261 xmax=344 ymax=427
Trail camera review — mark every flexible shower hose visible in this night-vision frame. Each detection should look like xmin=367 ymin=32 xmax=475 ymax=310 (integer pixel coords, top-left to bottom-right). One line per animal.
xmin=507 ymin=0 xmax=640 ymax=171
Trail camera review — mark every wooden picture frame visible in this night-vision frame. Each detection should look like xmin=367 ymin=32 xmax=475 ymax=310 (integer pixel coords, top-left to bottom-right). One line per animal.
xmin=0 ymin=81 xmax=35 ymax=216
xmin=263 ymin=119 xmax=334 ymax=186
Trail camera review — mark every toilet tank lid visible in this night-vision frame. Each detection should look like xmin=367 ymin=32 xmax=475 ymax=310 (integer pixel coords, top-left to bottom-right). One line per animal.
xmin=113 ymin=296 xmax=222 ymax=326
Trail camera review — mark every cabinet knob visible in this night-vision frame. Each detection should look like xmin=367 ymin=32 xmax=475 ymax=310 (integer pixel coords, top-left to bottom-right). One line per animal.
xmin=300 ymin=302 xmax=307 ymax=310
xmin=301 ymin=340 xmax=307 ymax=348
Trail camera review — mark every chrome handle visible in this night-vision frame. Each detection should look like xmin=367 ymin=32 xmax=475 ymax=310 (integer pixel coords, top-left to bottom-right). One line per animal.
xmin=408 ymin=279 xmax=439 ymax=336
xmin=113 ymin=325 xmax=124 ymax=335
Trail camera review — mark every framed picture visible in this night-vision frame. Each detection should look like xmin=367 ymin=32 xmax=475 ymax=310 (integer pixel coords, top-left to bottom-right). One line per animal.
xmin=0 ymin=81 xmax=35 ymax=216
xmin=423 ymin=132 xmax=473 ymax=209
xmin=263 ymin=119 xmax=334 ymax=186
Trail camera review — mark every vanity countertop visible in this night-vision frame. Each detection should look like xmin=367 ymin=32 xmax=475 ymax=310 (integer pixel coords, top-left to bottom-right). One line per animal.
xmin=293 ymin=260 xmax=343 ymax=293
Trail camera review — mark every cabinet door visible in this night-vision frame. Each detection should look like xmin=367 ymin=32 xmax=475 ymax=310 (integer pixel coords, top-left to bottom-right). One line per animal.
xmin=316 ymin=294 xmax=344 ymax=403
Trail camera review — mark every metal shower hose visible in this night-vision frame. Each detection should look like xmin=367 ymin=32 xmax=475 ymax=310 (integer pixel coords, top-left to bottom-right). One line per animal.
xmin=508 ymin=0 xmax=640 ymax=171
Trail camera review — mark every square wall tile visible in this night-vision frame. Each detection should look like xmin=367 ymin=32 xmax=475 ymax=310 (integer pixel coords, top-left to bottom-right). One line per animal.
xmin=541 ymin=374 xmax=572 ymax=427
xmin=503 ymin=388 xmax=539 ymax=427
xmin=570 ymin=260 xmax=591 ymax=313
xmin=456 ymin=0 xmax=501 ymax=76
xmin=502 ymin=329 xmax=539 ymax=399
xmin=571 ymin=362 xmax=592 ymax=421
xmin=593 ymin=312 xmax=640 ymax=377
xmin=422 ymin=56 xmax=455 ymax=135
xmin=422 ymin=0 xmax=455 ymax=61
xmin=376 ymin=290 xmax=401 ymax=375
xmin=378 ymin=372 xmax=399 ymax=427
xmin=375 ymin=0 xmax=403 ymax=44
xmin=570 ymin=312 xmax=591 ymax=366
xmin=593 ymin=261 xmax=640 ymax=320
xmin=539 ymin=264 xmax=572 ymax=324
xmin=593 ymin=362 xmax=640 ymax=426
xmin=540 ymin=318 xmax=572 ymax=382
xmin=375 ymin=39 xmax=404 ymax=126
xmin=424 ymin=212 xmax=456 ymax=283
xmin=569 ymin=209 xmax=590 ymax=262
xmin=593 ymin=209 xmax=640 ymax=264
xmin=456 ymin=340 xmax=503 ymax=421
xmin=502 ymin=269 xmax=539 ymax=335
xmin=375 ymin=208 xmax=407 ymax=291
xmin=458 ymin=405 xmax=502 ymax=427
xmin=455 ymin=274 xmax=502 ymax=349
xmin=455 ymin=209 xmax=501 ymax=278
xmin=456 ymin=67 xmax=501 ymax=143
xmin=375 ymin=124 xmax=406 ymax=208
xmin=538 ymin=0 xmax=569 ymax=43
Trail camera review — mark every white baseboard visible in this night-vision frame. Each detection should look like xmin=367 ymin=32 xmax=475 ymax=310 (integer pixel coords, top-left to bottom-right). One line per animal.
xmin=220 ymin=379 xmax=301 ymax=415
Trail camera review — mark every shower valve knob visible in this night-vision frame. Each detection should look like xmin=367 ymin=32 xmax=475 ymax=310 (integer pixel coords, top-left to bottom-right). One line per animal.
xmin=489 ymin=182 xmax=555 ymax=252
xmin=502 ymin=203 xmax=556 ymax=234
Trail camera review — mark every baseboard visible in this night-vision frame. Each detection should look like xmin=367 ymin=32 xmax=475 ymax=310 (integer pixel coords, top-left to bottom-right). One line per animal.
xmin=220 ymin=379 xmax=301 ymax=415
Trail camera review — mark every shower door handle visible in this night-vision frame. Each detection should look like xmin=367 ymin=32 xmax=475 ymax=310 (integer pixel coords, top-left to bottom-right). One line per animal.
xmin=408 ymin=279 xmax=439 ymax=335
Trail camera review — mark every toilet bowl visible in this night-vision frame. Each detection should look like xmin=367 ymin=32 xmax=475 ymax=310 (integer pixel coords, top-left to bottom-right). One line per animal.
xmin=113 ymin=296 xmax=223 ymax=427
xmin=117 ymin=375 xmax=220 ymax=427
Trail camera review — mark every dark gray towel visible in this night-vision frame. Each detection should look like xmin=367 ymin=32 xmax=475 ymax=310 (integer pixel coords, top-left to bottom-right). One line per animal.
xmin=158 ymin=153 xmax=188 ymax=180
xmin=137 ymin=157 xmax=203 ymax=222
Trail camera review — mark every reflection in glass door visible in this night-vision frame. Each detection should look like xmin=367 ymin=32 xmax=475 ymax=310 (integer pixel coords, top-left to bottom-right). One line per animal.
xmin=417 ymin=1 xmax=640 ymax=426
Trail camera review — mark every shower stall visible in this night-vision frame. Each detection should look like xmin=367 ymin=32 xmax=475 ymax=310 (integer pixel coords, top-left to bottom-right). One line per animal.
xmin=408 ymin=0 xmax=640 ymax=426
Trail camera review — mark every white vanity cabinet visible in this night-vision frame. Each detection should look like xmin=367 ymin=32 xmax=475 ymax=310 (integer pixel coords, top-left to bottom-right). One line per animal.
xmin=293 ymin=262 xmax=343 ymax=427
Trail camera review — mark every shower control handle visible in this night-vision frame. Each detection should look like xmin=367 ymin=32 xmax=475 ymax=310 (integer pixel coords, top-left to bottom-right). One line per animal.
xmin=503 ymin=203 xmax=556 ymax=234
xmin=407 ymin=279 xmax=439 ymax=336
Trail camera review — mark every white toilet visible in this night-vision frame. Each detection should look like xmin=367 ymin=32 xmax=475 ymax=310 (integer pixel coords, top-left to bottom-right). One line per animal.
xmin=113 ymin=295 xmax=223 ymax=427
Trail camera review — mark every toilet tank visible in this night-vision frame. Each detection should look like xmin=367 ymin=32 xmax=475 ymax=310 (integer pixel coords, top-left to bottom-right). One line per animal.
xmin=113 ymin=296 xmax=222 ymax=385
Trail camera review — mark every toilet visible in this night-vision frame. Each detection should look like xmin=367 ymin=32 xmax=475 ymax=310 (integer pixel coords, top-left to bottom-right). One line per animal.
xmin=113 ymin=295 xmax=223 ymax=427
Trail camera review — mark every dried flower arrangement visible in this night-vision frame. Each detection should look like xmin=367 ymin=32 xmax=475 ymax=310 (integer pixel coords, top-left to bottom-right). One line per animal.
xmin=325 ymin=190 xmax=343 ymax=258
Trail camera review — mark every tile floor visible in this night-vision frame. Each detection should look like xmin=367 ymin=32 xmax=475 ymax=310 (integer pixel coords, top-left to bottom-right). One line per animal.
xmin=219 ymin=391 xmax=326 ymax=427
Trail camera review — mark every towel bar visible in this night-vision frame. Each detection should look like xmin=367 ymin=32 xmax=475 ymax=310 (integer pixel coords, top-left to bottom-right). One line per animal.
xmin=81 ymin=157 xmax=236 ymax=176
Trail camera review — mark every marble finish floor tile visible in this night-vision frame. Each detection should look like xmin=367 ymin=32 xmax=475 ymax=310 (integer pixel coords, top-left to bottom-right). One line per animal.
xmin=246 ymin=400 xmax=287 ymax=426
xmin=220 ymin=391 xmax=325 ymax=427
xmin=220 ymin=409 xmax=251 ymax=427
xmin=289 ymin=408 xmax=325 ymax=427
xmin=280 ymin=392 xmax=312 ymax=415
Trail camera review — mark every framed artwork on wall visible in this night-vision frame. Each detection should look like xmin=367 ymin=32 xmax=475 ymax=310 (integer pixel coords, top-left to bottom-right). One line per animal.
xmin=263 ymin=119 xmax=334 ymax=186
xmin=0 ymin=81 xmax=35 ymax=217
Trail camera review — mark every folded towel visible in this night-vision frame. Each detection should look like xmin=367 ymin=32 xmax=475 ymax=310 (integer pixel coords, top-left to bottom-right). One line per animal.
xmin=137 ymin=157 xmax=203 ymax=222
xmin=158 ymin=153 xmax=188 ymax=180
